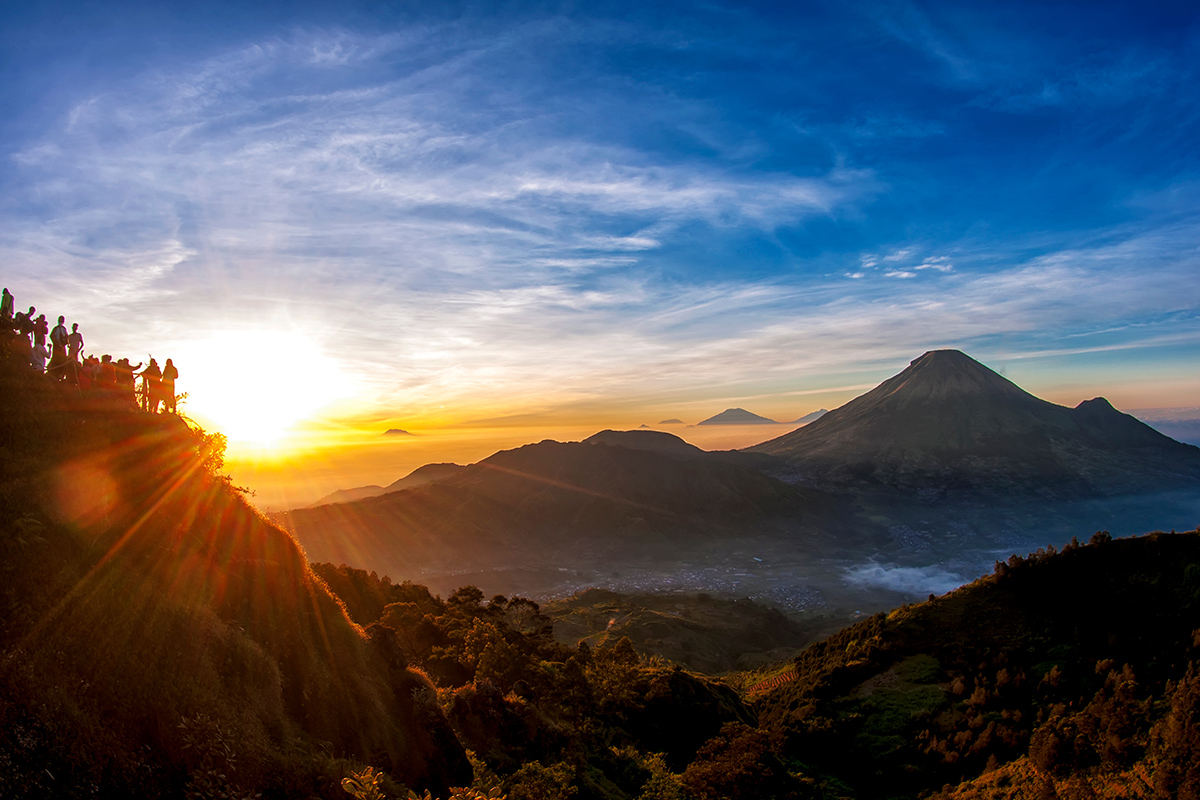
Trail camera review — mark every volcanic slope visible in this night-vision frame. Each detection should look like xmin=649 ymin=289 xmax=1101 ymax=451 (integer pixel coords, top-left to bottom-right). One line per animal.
xmin=750 ymin=349 xmax=1200 ymax=496
xmin=279 ymin=431 xmax=845 ymax=583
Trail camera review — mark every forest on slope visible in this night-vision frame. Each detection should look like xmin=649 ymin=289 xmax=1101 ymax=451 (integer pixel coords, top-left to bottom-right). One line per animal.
xmin=0 ymin=340 xmax=470 ymax=798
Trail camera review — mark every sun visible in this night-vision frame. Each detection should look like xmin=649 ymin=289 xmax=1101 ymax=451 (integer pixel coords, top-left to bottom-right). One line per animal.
xmin=174 ymin=329 xmax=351 ymax=448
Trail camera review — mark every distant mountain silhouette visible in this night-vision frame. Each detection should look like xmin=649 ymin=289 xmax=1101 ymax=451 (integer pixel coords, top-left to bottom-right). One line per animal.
xmin=790 ymin=408 xmax=828 ymax=425
xmin=750 ymin=349 xmax=1200 ymax=496
xmin=583 ymin=429 xmax=707 ymax=459
xmin=280 ymin=434 xmax=841 ymax=580
xmin=697 ymin=407 xmax=777 ymax=425
xmin=310 ymin=462 xmax=465 ymax=506
xmin=658 ymin=418 xmax=685 ymax=424
xmin=383 ymin=427 xmax=414 ymax=436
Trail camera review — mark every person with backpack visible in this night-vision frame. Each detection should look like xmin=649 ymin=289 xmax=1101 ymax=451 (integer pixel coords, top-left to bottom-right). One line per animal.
xmin=48 ymin=316 xmax=69 ymax=380
xmin=33 ymin=314 xmax=48 ymax=348
xmin=14 ymin=307 xmax=35 ymax=341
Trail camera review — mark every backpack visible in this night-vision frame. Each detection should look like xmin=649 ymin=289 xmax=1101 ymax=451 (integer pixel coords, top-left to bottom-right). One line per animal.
xmin=51 ymin=325 xmax=68 ymax=346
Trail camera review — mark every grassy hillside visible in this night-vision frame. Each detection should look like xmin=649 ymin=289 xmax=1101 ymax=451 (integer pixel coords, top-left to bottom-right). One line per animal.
xmin=757 ymin=530 xmax=1200 ymax=798
xmin=0 ymin=346 xmax=469 ymax=798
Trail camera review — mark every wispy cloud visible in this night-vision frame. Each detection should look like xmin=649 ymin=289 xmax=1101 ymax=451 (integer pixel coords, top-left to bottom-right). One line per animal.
xmin=1 ymin=7 xmax=1198 ymax=434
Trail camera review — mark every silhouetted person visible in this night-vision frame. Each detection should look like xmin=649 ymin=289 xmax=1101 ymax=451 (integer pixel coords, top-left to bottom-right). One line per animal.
xmin=115 ymin=358 xmax=142 ymax=406
xmin=68 ymin=323 xmax=84 ymax=361
xmin=33 ymin=314 xmax=48 ymax=348
xmin=0 ymin=288 xmax=12 ymax=322
xmin=161 ymin=358 xmax=179 ymax=413
xmin=48 ymin=316 xmax=69 ymax=380
xmin=141 ymin=359 xmax=162 ymax=413
xmin=78 ymin=355 xmax=99 ymax=391
xmin=14 ymin=307 xmax=35 ymax=341
xmin=31 ymin=341 xmax=49 ymax=373
xmin=97 ymin=355 xmax=117 ymax=393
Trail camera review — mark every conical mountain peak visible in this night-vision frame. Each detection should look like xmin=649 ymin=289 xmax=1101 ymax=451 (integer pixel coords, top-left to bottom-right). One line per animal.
xmin=879 ymin=349 xmax=1035 ymax=405
xmin=749 ymin=349 xmax=1200 ymax=494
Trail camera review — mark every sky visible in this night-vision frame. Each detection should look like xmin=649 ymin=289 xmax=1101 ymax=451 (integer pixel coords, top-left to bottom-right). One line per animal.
xmin=2 ymin=1 xmax=1199 ymax=504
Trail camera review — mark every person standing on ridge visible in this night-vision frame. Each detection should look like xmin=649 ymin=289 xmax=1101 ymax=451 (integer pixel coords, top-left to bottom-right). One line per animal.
xmin=15 ymin=307 xmax=35 ymax=341
xmin=141 ymin=358 xmax=162 ymax=413
xmin=33 ymin=314 xmax=48 ymax=348
xmin=48 ymin=316 xmax=69 ymax=380
xmin=115 ymin=358 xmax=142 ymax=406
xmin=68 ymin=323 xmax=84 ymax=361
xmin=97 ymin=355 xmax=117 ymax=392
xmin=161 ymin=358 xmax=179 ymax=414
xmin=0 ymin=288 xmax=13 ymax=322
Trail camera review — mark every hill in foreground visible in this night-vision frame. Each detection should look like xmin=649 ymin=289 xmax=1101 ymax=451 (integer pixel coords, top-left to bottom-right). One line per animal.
xmin=0 ymin=349 xmax=469 ymax=798
xmin=750 ymin=349 xmax=1200 ymax=497
xmin=756 ymin=530 xmax=1200 ymax=798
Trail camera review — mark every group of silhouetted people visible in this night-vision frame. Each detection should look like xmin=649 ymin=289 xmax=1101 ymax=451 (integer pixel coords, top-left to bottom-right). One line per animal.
xmin=2 ymin=286 xmax=179 ymax=414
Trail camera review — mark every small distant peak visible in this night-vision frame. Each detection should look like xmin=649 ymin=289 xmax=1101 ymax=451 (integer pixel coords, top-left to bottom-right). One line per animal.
xmin=697 ymin=408 xmax=778 ymax=425
xmin=383 ymin=428 xmax=414 ymax=436
xmin=1076 ymin=397 xmax=1116 ymax=411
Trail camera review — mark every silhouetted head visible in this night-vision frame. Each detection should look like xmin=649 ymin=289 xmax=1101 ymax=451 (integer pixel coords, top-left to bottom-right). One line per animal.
xmin=57 ymin=315 xmax=64 ymax=324
xmin=71 ymin=323 xmax=78 ymax=331
xmin=149 ymin=358 xmax=158 ymax=366
xmin=27 ymin=307 xmax=34 ymax=314
xmin=165 ymin=358 xmax=173 ymax=366
xmin=36 ymin=314 xmax=44 ymax=321
xmin=101 ymin=354 xmax=111 ymax=363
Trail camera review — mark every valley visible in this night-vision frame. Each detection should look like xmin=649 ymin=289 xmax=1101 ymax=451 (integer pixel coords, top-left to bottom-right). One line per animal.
xmin=279 ymin=351 xmax=1200 ymax=616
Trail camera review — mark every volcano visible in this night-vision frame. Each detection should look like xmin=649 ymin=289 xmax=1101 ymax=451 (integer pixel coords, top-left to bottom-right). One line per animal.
xmin=749 ymin=349 xmax=1200 ymax=496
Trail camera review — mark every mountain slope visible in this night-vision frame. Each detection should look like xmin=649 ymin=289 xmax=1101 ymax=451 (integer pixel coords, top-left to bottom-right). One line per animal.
xmin=757 ymin=529 xmax=1200 ymax=799
xmin=279 ymin=433 xmax=841 ymax=584
xmin=750 ymin=349 xmax=1200 ymax=495
xmin=0 ymin=348 xmax=469 ymax=798
xmin=311 ymin=462 xmax=466 ymax=507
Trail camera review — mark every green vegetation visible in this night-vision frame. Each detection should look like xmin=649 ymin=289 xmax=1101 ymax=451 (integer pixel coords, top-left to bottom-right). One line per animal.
xmin=541 ymin=588 xmax=833 ymax=674
xmin=757 ymin=532 xmax=1200 ymax=798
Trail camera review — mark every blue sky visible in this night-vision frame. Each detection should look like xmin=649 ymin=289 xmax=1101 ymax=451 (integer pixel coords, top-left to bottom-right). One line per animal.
xmin=2 ymin=0 xmax=1199 ymax=439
